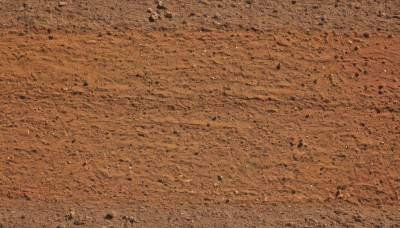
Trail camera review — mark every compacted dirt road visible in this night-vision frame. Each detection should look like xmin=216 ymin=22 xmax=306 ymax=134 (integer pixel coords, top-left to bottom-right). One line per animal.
xmin=0 ymin=0 xmax=399 ymax=227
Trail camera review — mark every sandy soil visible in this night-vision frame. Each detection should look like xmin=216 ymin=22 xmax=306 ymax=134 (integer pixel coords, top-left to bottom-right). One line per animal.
xmin=0 ymin=0 xmax=399 ymax=227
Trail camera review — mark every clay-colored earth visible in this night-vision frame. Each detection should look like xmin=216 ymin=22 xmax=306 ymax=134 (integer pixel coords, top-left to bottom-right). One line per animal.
xmin=0 ymin=0 xmax=399 ymax=227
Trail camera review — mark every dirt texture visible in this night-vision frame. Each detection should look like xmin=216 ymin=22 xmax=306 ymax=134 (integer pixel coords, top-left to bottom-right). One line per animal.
xmin=0 ymin=0 xmax=400 ymax=227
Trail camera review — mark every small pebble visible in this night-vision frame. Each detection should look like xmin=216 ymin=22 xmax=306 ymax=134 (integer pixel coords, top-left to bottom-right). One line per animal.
xmin=104 ymin=211 xmax=116 ymax=220
xmin=58 ymin=1 xmax=68 ymax=7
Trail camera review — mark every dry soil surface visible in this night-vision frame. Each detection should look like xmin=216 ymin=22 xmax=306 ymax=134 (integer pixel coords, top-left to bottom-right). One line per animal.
xmin=0 ymin=0 xmax=400 ymax=227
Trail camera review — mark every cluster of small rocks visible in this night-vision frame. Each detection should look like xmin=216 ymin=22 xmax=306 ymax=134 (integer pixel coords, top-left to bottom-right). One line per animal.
xmin=148 ymin=1 xmax=173 ymax=22
xmin=62 ymin=210 xmax=137 ymax=225
xmin=64 ymin=211 xmax=86 ymax=226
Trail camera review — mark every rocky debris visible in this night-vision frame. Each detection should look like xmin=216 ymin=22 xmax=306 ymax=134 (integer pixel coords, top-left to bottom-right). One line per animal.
xmin=199 ymin=0 xmax=210 ymax=5
xmin=336 ymin=186 xmax=346 ymax=199
xmin=212 ymin=13 xmax=221 ymax=20
xmin=20 ymin=3 xmax=34 ymax=11
xmin=200 ymin=27 xmax=213 ymax=32
xmin=58 ymin=1 xmax=68 ymax=7
xmin=276 ymin=63 xmax=281 ymax=70
xmin=149 ymin=12 xmax=161 ymax=22
xmin=65 ymin=212 xmax=86 ymax=225
xmin=165 ymin=11 xmax=173 ymax=19
xmin=157 ymin=1 xmax=167 ymax=10
xmin=104 ymin=211 xmax=116 ymax=220
xmin=86 ymin=40 xmax=97 ymax=44
xmin=289 ymin=138 xmax=295 ymax=149
xmin=65 ymin=211 xmax=75 ymax=221
xmin=352 ymin=3 xmax=361 ymax=9
xmin=122 ymin=215 xmax=138 ymax=223
xmin=297 ymin=138 xmax=304 ymax=148
xmin=377 ymin=11 xmax=386 ymax=17
xmin=305 ymin=218 xmax=321 ymax=226
xmin=336 ymin=190 xmax=344 ymax=199
xmin=353 ymin=214 xmax=363 ymax=223
xmin=73 ymin=219 xmax=85 ymax=225
xmin=250 ymin=27 xmax=259 ymax=32
xmin=217 ymin=175 xmax=223 ymax=181
xmin=277 ymin=40 xmax=289 ymax=47
xmin=149 ymin=1 xmax=172 ymax=21
xmin=378 ymin=85 xmax=384 ymax=94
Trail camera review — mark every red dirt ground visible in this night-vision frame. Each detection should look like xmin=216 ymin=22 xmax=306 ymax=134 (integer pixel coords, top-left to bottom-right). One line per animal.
xmin=0 ymin=0 xmax=399 ymax=227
